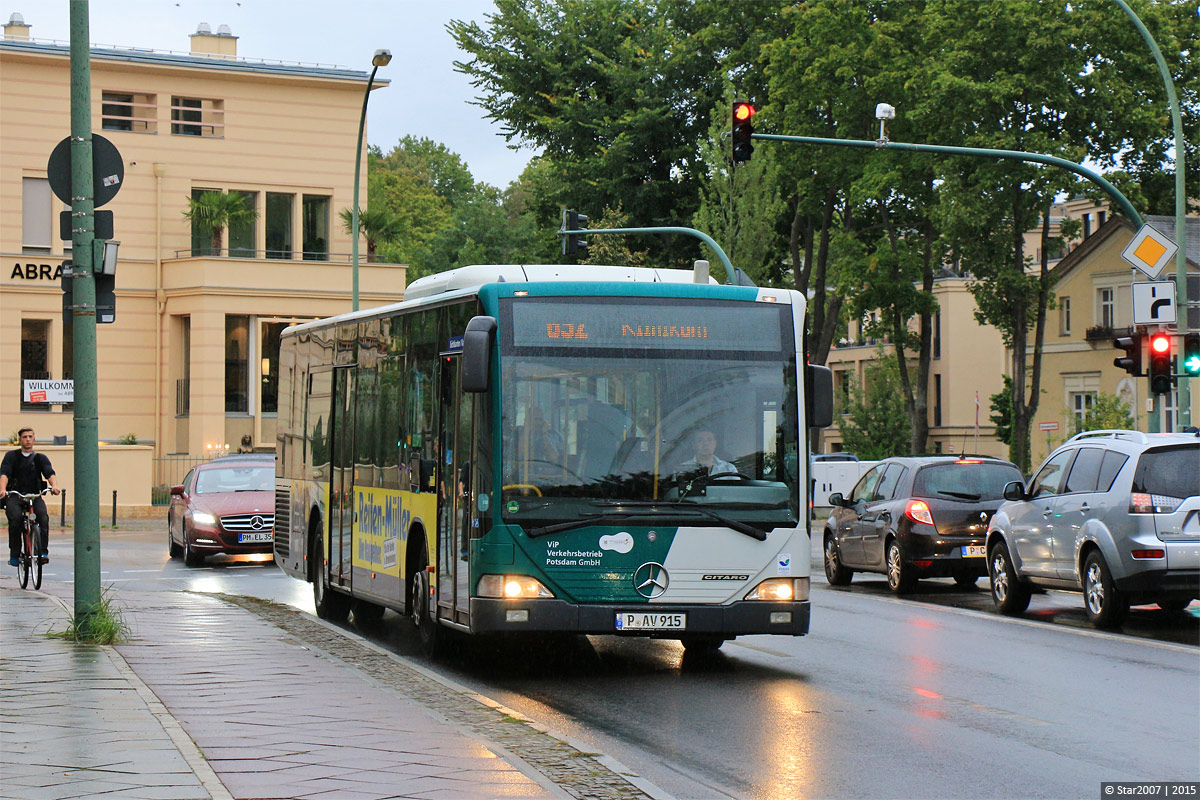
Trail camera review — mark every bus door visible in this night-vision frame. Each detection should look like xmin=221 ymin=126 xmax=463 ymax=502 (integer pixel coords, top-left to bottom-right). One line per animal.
xmin=329 ymin=366 xmax=356 ymax=590
xmin=438 ymin=353 xmax=474 ymax=622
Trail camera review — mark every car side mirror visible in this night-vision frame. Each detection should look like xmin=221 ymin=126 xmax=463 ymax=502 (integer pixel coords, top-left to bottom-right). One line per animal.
xmin=827 ymin=492 xmax=845 ymax=508
xmin=170 ymin=485 xmax=185 ymax=497
xmin=1002 ymin=481 xmax=1026 ymax=502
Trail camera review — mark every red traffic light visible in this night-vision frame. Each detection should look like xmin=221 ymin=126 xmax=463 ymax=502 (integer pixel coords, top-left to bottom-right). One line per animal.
xmin=1150 ymin=333 xmax=1171 ymax=354
xmin=734 ymin=103 xmax=756 ymax=121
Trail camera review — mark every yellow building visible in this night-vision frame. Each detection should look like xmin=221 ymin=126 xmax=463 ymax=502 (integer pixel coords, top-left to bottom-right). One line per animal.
xmin=1 ymin=16 xmax=404 ymax=501
xmin=823 ymin=278 xmax=1009 ymax=458
xmin=1031 ymin=214 xmax=1199 ymax=464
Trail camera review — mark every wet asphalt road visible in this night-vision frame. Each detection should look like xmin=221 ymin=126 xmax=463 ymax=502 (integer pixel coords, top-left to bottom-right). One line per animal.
xmin=31 ymin=523 xmax=1200 ymax=800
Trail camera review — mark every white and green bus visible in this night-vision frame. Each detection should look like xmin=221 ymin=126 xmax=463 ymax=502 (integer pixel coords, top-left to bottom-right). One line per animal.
xmin=274 ymin=263 xmax=833 ymax=654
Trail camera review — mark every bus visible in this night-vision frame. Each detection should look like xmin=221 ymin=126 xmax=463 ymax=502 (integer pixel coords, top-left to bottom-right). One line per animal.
xmin=274 ymin=263 xmax=833 ymax=654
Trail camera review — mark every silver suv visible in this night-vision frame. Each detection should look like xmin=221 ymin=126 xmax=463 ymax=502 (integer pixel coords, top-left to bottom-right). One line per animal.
xmin=986 ymin=430 xmax=1199 ymax=628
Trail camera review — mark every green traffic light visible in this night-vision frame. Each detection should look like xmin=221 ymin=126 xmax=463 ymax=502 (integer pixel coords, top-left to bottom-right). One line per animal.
xmin=1185 ymin=354 xmax=1200 ymax=376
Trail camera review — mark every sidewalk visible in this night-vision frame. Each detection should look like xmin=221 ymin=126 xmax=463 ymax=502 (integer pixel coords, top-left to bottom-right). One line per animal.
xmin=0 ymin=583 xmax=659 ymax=800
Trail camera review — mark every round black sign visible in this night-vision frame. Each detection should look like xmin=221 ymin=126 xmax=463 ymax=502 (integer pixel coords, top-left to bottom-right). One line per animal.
xmin=46 ymin=133 xmax=124 ymax=208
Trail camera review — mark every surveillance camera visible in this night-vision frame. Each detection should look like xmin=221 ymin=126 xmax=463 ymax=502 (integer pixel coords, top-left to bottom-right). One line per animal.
xmin=875 ymin=103 xmax=896 ymax=120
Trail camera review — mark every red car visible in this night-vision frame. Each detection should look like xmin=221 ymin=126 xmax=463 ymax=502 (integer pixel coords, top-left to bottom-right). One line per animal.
xmin=168 ymin=455 xmax=275 ymax=566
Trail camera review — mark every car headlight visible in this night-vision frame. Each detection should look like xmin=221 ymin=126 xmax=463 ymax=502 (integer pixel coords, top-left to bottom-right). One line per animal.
xmin=189 ymin=510 xmax=218 ymax=526
xmin=477 ymin=574 xmax=555 ymax=599
xmin=745 ymin=577 xmax=809 ymax=602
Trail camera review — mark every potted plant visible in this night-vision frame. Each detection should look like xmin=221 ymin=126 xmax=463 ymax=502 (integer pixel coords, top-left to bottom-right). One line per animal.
xmin=183 ymin=191 xmax=258 ymax=256
xmin=339 ymin=206 xmax=402 ymax=263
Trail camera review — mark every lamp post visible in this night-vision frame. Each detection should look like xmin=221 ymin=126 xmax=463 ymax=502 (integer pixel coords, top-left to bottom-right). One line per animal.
xmin=351 ymin=48 xmax=391 ymax=312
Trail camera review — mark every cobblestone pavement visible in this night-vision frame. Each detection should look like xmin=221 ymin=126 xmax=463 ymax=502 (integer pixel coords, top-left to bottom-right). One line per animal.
xmin=221 ymin=594 xmax=660 ymax=800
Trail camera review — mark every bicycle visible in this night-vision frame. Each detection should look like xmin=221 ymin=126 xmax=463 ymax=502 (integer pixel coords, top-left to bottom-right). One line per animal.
xmin=8 ymin=488 xmax=51 ymax=590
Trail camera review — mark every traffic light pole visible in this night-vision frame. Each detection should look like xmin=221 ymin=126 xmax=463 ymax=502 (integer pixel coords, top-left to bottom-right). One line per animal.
xmin=1113 ymin=0 xmax=1188 ymax=430
xmin=69 ymin=0 xmax=102 ymax=630
xmin=751 ymin=133 xmax=1144 ymax=229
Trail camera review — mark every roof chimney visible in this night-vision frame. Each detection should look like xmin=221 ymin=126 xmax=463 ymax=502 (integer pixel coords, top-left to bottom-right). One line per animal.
xmin=4 ymin=12 xmax=31 ymax=39
xmin=189 ymin=21 xmax=237 ymax=59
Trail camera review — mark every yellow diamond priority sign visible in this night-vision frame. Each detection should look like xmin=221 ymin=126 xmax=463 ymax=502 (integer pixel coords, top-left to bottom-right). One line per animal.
xmin=1121 ymin=223 xmax=1178 ymax=279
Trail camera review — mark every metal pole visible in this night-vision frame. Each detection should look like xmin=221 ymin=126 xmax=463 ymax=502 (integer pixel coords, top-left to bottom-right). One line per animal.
xmin=111 ymin=490 xmax=117 ymax=528
xmin=351 ymin=64 xmax=380 ymax=312
xmin=752 ymin=133 xmax=1144 ymax=228
xmin=560 ymin=226 xmax=736 ymax=278
xmin=60 ymin=489 xmax=66 ymax=527
xmin=69 ymin=0 xmax=101 ymax=628
xmin=1112 ymin=0 xmax=1189 ymax=430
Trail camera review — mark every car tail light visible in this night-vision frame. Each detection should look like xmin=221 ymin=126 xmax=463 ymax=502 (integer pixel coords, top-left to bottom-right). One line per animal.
xmin=955 ymin=459 xmax=982 ymax=464
xmin=1131 ymin=549 xmax=1165 ymax=559
xmin=906 ymin=499 xmax=935 ymax=526
xmin=1129 ymin=493 xmax=1183 ymax=514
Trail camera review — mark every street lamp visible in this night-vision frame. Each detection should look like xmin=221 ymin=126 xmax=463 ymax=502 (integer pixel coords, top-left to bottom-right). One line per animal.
xmin=351 ymin=48 xmax=391 ymax=311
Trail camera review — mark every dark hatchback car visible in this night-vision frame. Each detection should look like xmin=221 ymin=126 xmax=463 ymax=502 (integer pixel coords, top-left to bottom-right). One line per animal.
xmin=823 ymin=456 xmax=1025 ymax=593
xmin=168 ymin=455 xmax=275 ymax=566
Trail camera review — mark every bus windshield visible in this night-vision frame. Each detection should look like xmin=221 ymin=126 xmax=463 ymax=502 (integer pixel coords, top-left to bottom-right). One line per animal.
xmin=498 ymin=297 xmax=800 ymax=528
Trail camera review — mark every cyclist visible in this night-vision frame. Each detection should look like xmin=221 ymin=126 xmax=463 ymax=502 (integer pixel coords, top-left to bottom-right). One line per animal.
xmin=0 ymin=427 xmax=60 ymax=567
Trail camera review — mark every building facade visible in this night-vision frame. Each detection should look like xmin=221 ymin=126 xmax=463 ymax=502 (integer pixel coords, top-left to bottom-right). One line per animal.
xmin=1 ymin=17 xmax=405 ymax=493
xmin=1031 ymin=214 xmax=1199 ymax=464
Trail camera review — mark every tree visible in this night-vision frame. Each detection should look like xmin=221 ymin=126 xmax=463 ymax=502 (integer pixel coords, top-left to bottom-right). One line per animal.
xmin=581 ymin=205 xmax=649 ymax=269
xmin=449 ymin=0 xmax=792 ymax=268
xmin=836 ymin=349 xmax=912 ymax=460
xmin=1076 ymin=393 xmax=1135 ymax=435
xmin=182 ymin=191 xmax=257 ymax=255
xmin=989 ymin=375 xmax=1014 ymax=447
xmin=338 ymin=206 xmax=402 ymax=263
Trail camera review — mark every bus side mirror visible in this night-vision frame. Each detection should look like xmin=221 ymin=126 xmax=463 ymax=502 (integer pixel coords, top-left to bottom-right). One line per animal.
xmin=462 ymin=315 xmax=497 ymax=393
xmin=806 ymin=364 xmax=834 ymax=428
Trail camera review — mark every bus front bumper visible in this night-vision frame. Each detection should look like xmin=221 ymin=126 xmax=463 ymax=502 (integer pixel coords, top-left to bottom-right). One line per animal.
xmin=469 ymin=598 xmax=810 ymax=637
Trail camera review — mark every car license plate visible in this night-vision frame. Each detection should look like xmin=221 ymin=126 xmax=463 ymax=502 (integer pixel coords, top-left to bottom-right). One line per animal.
xmin=238 ymin=532 xmax=272 ymax=543
xmin=962 ymin=545 xmax=986 ymax=557
xmin=615 ymin=612 xmax=686 ymax=631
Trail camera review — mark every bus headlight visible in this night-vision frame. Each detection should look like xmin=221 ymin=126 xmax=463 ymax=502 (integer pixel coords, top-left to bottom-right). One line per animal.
xmin=744 ymin=577 xmax=808 ymax=602
xmin=477 ymin=574 xmax=555 ymax=599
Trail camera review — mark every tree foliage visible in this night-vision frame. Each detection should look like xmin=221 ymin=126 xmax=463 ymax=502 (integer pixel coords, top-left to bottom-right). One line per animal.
xmin=836 ymin=349 xmax=913 ymax=460
xmin=1077 ymin=393 xmax=1136 ymax=435
xmin=182 ymin=191 xmax=257 ymax=254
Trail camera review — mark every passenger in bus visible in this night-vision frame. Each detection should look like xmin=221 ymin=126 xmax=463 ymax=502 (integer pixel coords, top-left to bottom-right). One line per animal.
xmin=680 ymin=428 xmax=736 ymax=476
xmin=522 ymin=406 xmax=564 ymax=463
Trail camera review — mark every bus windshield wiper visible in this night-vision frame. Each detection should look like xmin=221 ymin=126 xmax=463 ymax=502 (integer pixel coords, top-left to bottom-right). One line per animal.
xmin=591 ymin=500 xmax=768 ymax=541
xmin=528 ymin=511 xmax=655 ymax=538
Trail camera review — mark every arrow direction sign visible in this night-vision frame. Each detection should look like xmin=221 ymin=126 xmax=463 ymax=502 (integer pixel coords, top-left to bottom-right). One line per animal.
xmin=1121 ymin=224 xmax=1178 ymax=279
xmin=1132 ymin=281 xmax=1177 ymax=326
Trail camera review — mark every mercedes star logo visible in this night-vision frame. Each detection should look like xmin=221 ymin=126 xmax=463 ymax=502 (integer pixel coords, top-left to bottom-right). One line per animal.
xmin=633 ymin=562 xmax=669 ymax=599
xmin=251 ymin=516 xmax=265 ymax=530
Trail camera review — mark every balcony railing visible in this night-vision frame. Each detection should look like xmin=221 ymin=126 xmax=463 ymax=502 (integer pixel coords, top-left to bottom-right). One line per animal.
xmin=171 ymin=248 xmax=397 ymax=264
xmin=1084 ymin=325 xmax=1130 ymax=342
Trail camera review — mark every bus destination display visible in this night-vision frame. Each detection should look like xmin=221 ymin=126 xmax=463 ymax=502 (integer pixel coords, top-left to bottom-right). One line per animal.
xmin=508 ymin=299 xmax=785 ymax=351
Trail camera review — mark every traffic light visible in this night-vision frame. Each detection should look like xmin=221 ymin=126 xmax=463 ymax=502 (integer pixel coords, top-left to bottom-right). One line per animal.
xmin=1183 ymin=333 xmax=1200 ymax=377
xmin=1148 ymin=332 xmax=1175 ymax=395
xmin=561 ymin=209 xmax=588 ymax=256
xmin=1113 ymin=334 xmax=1142 ymax=376
xmin=732 ymin=101 xmax=755 ymax=164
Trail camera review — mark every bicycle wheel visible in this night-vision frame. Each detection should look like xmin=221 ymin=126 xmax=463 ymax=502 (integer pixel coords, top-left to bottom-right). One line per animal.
xmin=31 ymin=524 xmax=43 ymax=590
xmin=18 ymin=527 xmax=30 ymax=589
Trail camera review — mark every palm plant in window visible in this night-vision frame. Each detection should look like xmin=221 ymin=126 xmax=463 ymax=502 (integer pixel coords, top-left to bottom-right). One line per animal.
xmin=339 ymin=206 xmax=402 ymax=263
xmin=183 ymin=191 xmax=258 ymax=256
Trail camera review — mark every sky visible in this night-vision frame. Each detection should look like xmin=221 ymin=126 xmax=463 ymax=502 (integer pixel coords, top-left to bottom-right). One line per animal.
xmin=15 ymin=0 xmax=535 ymax=188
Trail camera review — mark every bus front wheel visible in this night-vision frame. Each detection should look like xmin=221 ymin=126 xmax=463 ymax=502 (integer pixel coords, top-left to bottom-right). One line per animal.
xmin=411 ymin=558 xmax=443 ymax=657
xmin=311 ymin=522 xmax=350 ymax=622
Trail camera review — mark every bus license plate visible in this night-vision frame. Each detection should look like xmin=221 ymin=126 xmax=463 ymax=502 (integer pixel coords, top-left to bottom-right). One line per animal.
xmin=962 ymin=545 xmax=986 ymax=557
xmin=615 ymin=612 xmax=686 ymax=631
xmin=238 ymin=532 xmax=273 ymax=543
